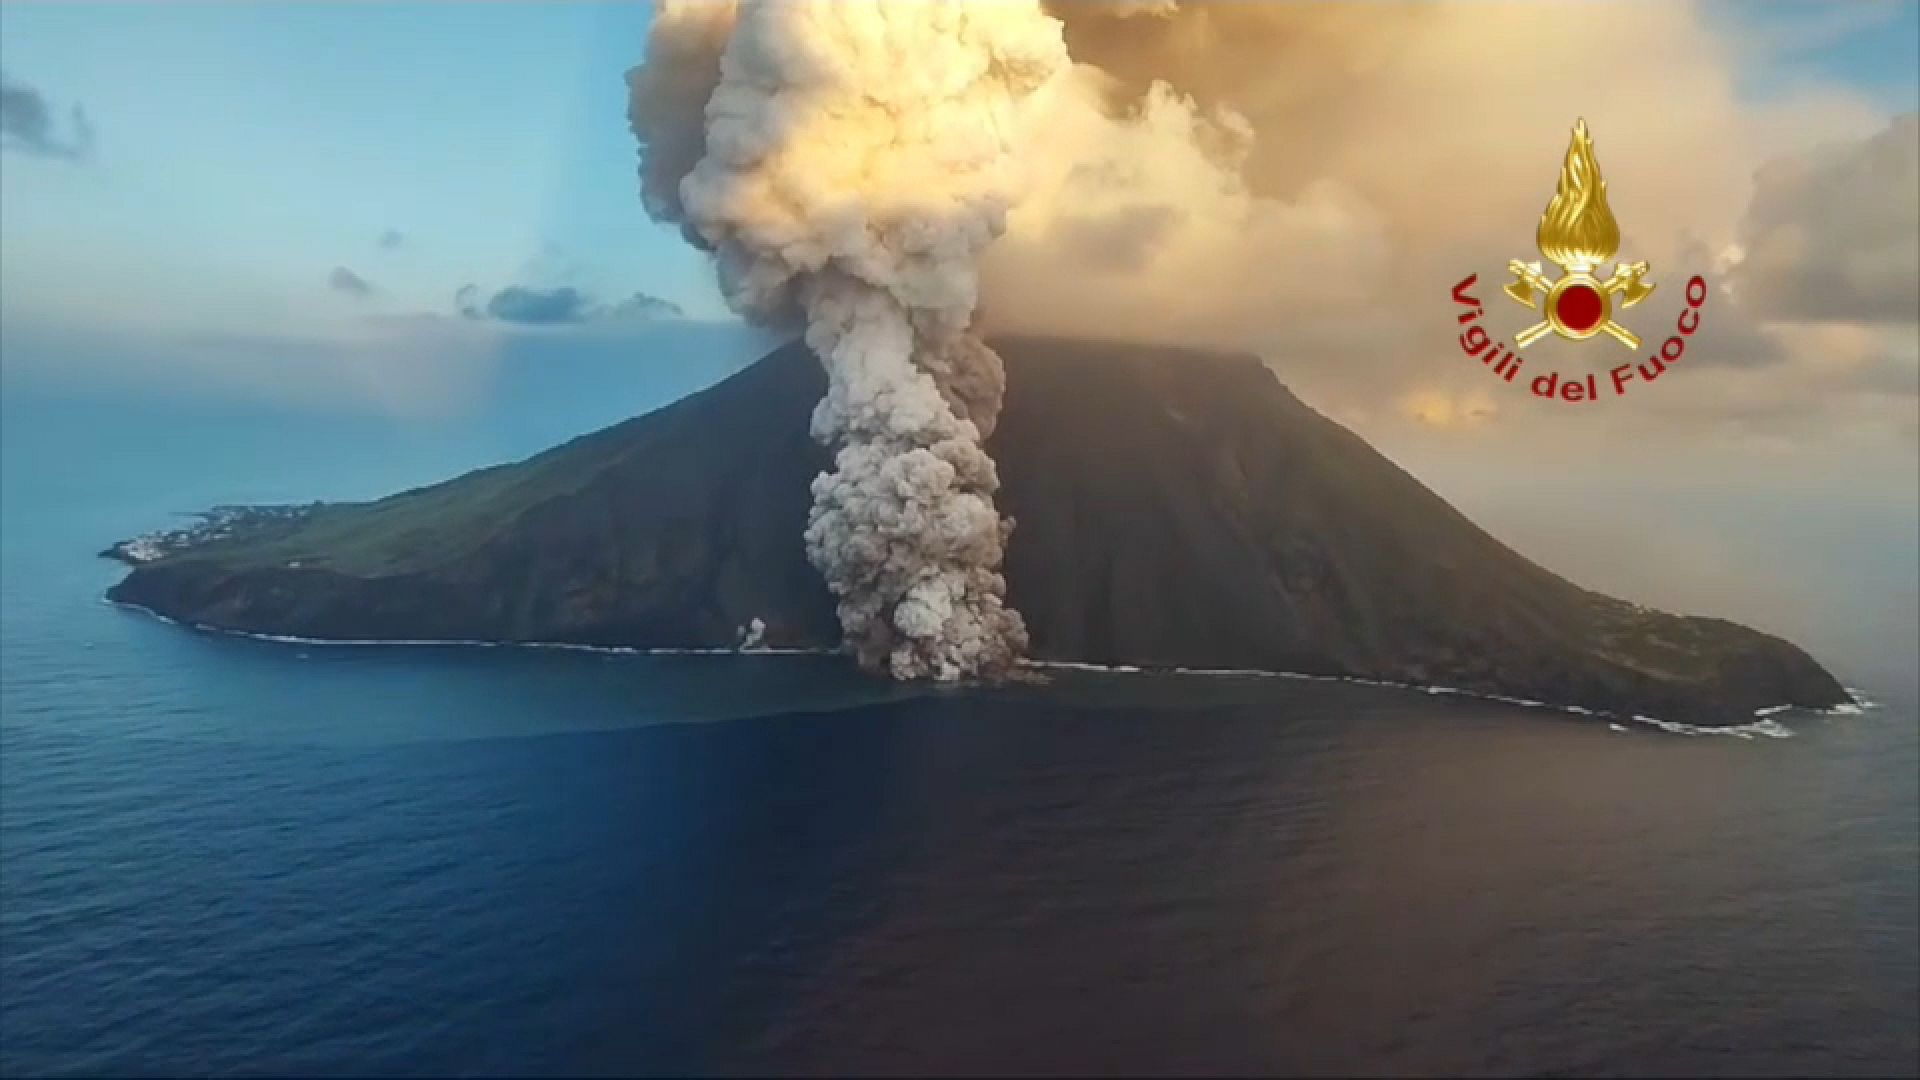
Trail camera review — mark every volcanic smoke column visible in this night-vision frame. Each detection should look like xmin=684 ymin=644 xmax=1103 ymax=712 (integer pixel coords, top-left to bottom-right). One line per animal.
xmin=628 ymin=1 xmax=1066 ymax=679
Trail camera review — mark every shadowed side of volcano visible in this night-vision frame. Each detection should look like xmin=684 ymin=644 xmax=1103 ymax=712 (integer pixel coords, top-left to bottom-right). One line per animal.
xmin=110 ymin=347 xmax=840 ymax=649
xmin=107 ymin=336 xmax=1848 ymax=724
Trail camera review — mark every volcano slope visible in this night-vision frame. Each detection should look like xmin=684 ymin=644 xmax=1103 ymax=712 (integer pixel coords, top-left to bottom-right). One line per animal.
xmin=107 ymin=336 xmax=1847 ymax=724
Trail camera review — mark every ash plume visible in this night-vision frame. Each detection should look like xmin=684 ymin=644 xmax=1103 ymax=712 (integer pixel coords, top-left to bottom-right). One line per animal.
xmin=628 ymin=0 xmax=1067 ymax=680
xmin=623 ymin=0 xmax=1904 ymax=676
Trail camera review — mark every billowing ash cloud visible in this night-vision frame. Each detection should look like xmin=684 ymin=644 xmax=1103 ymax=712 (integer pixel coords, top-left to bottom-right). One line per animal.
xmin=626 ymin=0 xmax=732 ymax=227
xmin=629 ymin=0 xmax=1066 ymax=681
xmin=976 ymin=1 xmax=1912 ymax=447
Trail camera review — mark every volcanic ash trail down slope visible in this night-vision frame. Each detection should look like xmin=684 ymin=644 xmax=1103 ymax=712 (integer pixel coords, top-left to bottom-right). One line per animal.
xmin=629 ymin=1 xmax=1071 ymax=680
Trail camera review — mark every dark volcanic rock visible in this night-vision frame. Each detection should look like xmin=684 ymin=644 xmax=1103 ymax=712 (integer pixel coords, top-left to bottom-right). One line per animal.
xmin=108 ymin=337 xmax=1849 ymax=724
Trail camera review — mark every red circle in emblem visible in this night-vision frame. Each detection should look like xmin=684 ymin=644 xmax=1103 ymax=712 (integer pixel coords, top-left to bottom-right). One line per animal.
xmin=1555 ymin=283 xmax=1605 ymax=334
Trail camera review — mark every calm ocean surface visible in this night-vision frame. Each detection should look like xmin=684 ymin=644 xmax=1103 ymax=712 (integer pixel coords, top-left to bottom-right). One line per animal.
xmin=2 ymin=344 xmax=1916 ymax=1077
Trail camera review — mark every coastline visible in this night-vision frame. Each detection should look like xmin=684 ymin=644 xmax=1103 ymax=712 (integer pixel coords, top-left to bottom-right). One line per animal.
xmin=105 ymin=595 xmax=1877 ymax=740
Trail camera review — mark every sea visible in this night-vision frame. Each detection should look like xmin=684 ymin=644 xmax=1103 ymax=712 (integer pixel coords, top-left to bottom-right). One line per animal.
xmin=2 ymin=326 xmax=1916 ymax=1077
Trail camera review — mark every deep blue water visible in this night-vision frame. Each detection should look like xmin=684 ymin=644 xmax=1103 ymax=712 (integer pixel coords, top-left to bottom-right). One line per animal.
xmin=2 ymin=343 xmax=1916 ymax=1076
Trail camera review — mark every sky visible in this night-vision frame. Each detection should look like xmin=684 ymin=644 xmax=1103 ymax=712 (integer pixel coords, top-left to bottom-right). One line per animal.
xmin=0 ymin=1 xmax=724 ymax=338
xmin=1 ymin=1 xmax=1916 ymax=676
xmin=0 ymin=1 xmax=1912 ymax=352
xmin=1704 ymin=0 xmax=1920 ymax=106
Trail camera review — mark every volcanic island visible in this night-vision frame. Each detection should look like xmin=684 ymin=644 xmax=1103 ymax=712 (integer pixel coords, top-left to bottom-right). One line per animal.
xmin=104 ymin=336 xmax=1850 ymax=727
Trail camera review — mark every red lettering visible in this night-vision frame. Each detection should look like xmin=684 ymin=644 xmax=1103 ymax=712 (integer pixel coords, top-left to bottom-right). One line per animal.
xmin=1444 ymin=276 xmax=1706 ymax=403
xmin=1452 ymin=275 xmax=1481 ymax=307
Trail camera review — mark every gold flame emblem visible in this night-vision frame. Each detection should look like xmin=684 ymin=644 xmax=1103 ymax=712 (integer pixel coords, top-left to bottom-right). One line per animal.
xmin=1504 ymin=119 xmax=1654 ymax=349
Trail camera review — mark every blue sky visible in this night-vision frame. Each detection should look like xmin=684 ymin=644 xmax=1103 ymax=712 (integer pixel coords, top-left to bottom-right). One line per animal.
xmin=0 ymin=1 xmax=723 ymax=337
xmin=0 ymin=1 xmax=1915 ymax=343
xmin=1704 ymin=0 xmax=1920 ymax=107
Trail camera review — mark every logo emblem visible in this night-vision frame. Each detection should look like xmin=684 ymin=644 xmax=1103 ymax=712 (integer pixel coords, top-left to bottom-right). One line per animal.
xmin=1502 ymin=119 xmax=1654 ymax=349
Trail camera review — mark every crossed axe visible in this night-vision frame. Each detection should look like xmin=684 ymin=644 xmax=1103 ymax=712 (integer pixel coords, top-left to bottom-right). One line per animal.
xmin=1504 ymin=260 xmax=1655 ymax=349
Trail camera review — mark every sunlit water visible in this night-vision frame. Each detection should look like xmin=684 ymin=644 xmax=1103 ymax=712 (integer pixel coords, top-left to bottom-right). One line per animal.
xmin=3 ymin=359 xmax=1915 ymax=1076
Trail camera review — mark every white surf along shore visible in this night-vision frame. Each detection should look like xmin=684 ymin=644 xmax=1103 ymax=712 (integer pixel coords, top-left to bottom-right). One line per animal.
xmin=106 ymin=598 xmax=1875 ymax=740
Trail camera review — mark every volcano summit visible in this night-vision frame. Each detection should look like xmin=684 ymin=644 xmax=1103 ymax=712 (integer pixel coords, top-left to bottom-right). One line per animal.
xmin=105 ymin=336 xmax=1847 ymax=726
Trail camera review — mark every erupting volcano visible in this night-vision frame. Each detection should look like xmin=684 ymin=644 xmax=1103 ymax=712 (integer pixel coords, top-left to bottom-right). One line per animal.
xmin=96 ymin=2 xmax=1853 ymax=725
xmin=104 ymin=334 xmax=1849 ymax=726
xmin=625 ymin=0 xmax=1071 ymax=680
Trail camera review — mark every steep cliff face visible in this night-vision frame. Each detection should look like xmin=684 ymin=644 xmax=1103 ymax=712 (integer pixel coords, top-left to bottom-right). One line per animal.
xmin=108 ymin=336 xmax=1848 ymax=724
